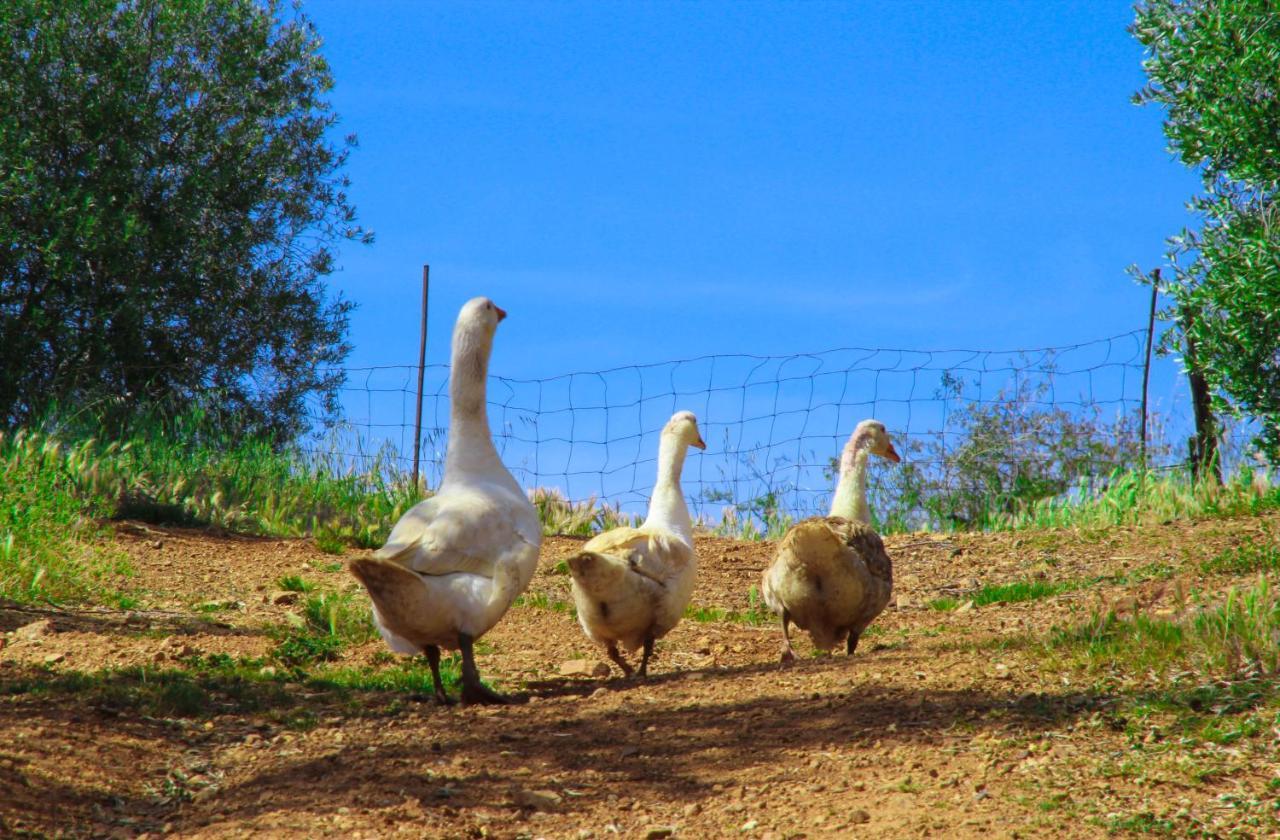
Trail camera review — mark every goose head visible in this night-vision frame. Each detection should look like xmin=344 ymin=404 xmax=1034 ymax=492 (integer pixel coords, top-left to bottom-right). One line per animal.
xmin=449 ymin=296 xmax=507 ymax=413
xmin=456 ymin=296 xmax=506 ymax=339
xmin=663 ymin=410 xmax=707 ymax=451
xmin=840 ymin=419 xmax=900 ymax=472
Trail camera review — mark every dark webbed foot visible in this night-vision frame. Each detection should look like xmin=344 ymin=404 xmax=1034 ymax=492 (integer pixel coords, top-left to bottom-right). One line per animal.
xmin=606 ymin=642 xmax=634 ymax=677
xmin=636 ymin=636 xmax=655 ymax=679
xmin=458 ymin=632 xmax=512 ymax=705
xmin=424 ymin=645 xmax=455 ymax=705
xmin=779 ymin=610 xmax=798 ymax=665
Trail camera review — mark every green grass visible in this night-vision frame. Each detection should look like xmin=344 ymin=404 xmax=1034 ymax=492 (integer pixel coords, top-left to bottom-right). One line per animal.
xmin=0 ymin=651 xmax=464 ymax=720
xmin=272 ymin=590 xmax=378 ymax=667
xmin=929 ymin=579 xmax=1075 ymax=611
xmin=989 ymin=467 xmax=1279 ymax=532
xmin=1049 ymin=578 xmax=1280 ymax=696
xmin=684 ymin=587 xmax=773 ymax=625
xmin=0 ymin=430 xmax=134 ymax=604
xmin=1200 ymin=537 xmax=1280 ymax=575
xmin=276 ymin=574 xmax=316 ymax=593
xmin=513 ymin=592 xmax=577 ymax=615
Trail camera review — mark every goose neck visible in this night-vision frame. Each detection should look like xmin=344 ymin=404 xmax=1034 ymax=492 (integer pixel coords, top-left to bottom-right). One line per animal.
xmin=830 ymin=446 xmax=871 ymax=523
xmin=642 ymin=433 xmax=693 ymax=542
xmin=443 ymin=326 xmax=504 ymax=481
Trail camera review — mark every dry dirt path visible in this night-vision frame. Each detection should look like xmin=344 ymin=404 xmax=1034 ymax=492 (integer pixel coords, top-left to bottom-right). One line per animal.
xmin=3 ymin=514 xmax=1279 ymax=838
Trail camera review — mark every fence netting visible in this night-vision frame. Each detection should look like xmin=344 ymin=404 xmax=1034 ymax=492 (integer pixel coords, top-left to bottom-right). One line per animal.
xmin=306 ymin=330 xmax=1174 ymax=531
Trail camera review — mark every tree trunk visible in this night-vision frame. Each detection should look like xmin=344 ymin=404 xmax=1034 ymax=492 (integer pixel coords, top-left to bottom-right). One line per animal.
xmin=1181 ymin=311 xmax=1223 ymax=485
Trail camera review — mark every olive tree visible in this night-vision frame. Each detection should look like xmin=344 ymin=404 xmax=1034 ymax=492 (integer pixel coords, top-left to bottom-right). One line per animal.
xmin=0 ymin=0 xmax=371 ymax=440
xmin=1132 ymin=0 xmax=1280 ymax=463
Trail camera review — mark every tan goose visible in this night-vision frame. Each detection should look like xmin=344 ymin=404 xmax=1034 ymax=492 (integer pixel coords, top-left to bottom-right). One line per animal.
xmin=761 ymin=419 xmax=900 ymax=663
xmin=349 ymin=297 xmax=541 ymax=704
xmin=564 ymin=411 xmax=706 ymax=677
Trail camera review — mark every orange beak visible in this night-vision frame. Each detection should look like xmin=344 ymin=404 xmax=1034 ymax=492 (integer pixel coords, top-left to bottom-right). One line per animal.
xmin=693 ymin=435 xmax=707 ymax=450
xmin=494 ymin=305 xmax=507 ymax=322
xmin=883 ymin=442 xmax=901 ymax=463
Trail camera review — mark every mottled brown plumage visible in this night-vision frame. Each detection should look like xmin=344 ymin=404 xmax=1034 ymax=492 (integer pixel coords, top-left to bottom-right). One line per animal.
xmin=761 ymin=516 xmax=893 ymax=658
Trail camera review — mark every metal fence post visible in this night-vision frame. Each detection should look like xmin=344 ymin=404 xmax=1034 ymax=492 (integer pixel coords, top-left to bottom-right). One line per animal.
xmin=411 ymin=264 xmax=429 ymax=490
xmin=1139 ymin=269 xmax=1159 ymax=470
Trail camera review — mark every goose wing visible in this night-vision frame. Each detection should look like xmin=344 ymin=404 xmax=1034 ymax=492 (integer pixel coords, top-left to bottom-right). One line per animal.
xmin=374 ymin=488 xmax=538 ymax=579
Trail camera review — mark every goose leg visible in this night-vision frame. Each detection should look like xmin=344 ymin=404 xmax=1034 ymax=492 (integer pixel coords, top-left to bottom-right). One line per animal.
xmin=458 ymin=633 xmax=511 ymax=705
xmin=424 ymin=644 xmax=453 ymax=705
xmin=637 ymin=636 xmax=655 ymax=678
xmin=606 ymin=642 xmax=634 ymax=677
xmin=846 ymin=631 xmax=861 ymax=656
xmin=779 ymin=610 xmax=797 ymax=665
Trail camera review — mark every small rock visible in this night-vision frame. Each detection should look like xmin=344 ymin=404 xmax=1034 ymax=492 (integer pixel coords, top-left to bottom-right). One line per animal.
xmin=271 ymin=591 xmax=299 ymax=606
xmin=695 ymin=636 xmax=712 ymax=655
xmin=645 ymin=829 xmax=675 ymax=840
xmin=43 ymin=652 xmax=65 ymax=664
xmin=993 ymin=664 xmax=1011 ymax=680
xmin=619 ymin=745 xmax=640 ymax=759
xmin=13 ymin=619 xmax=54 ymax=642
xmin=683 ymin=802 xmax=701 ymax=817
xmin=590 ymin=687 xmax=609 ymax=699
xmin=559 ymin=659 xmax=605 ymax=678
xmin=741 ymin=819 xmax=758 ymax=831
xmin=956 ymin=600 xmax=975 ymax=613
xmin=850 ymin=809 xmax=870 ymax=824
xmin=513 ymin=788 xmax=562 ymax=810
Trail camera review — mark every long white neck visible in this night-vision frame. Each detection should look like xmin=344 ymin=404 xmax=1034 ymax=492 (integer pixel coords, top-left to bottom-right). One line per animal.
xmin=442 ymin=324 xmax=508 ymax=486
xmin=829 ymin=445 xmax=871 ymax=523
xmin=642 ymin=433 xmax=693 ymax=543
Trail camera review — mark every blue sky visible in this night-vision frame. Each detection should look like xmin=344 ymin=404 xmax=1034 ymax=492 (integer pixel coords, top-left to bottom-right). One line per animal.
xmin=299 ymin=1 xmax=1208 ymax=500
xmin=306 ymin=0 xmax=1197 ymax=375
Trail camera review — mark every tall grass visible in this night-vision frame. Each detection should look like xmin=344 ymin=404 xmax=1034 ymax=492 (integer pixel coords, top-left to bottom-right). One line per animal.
xmin=988 ymin=467 xmax=1278 ymax=531
xmin=528 ymin=487 xmax=639 ymax=536
xmin=0 ymin=430 xmax=132 ymax=603
xmin=1050 ymin=576 xmax=1280 ymax=682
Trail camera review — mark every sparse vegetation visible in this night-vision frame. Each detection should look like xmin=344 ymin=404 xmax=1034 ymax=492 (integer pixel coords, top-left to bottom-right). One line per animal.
xmin=1200 ymin=537 xmax=1280 ymax=575
xmin=685 ymin=588 xmax=772 ymax=626
xmin=929 ymin=579 xmax=1076 ymax=611
xmin=273 ymin=590 xmax=377 ymax=667
xmin=529 ymin=487 xmax=638 ymax=536
xmin=0 ymin=430 xmax=133 ymax=604
xmin=1048 ymin=576 xmax=1280 ymax=690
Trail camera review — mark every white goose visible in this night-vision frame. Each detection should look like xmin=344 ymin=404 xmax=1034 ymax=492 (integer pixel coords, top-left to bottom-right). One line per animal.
xmin=349 ymin=297 xmax=541 ymax=704
xmin=761 ymin=419 xmax=900 ymax=662
xmin=564 ymin=411 xmax=706 ymax=677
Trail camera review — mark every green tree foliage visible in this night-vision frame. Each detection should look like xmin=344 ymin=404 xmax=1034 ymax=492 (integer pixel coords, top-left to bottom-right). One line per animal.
xmin=1132 ymin=0 xmax=1280 ymax=462
xmin=0 ymin=0 xmax=370 ymax=440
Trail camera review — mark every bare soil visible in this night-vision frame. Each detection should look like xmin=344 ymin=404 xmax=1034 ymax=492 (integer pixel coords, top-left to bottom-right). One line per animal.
xmin=3 ymin=514 xmax=1279 ymax=838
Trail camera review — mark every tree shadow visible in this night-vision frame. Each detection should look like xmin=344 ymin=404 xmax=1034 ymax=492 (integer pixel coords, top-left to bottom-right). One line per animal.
xmin=0 ymin=599 xmax=265 ymax=639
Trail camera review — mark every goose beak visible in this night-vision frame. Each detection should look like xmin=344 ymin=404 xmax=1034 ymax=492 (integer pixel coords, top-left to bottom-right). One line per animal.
xmin=693 ymin=435 xmax=707 ymax=450
xmin=494 ymin=305 xmax=507 ymax=322
xmin=883 ymin=442 xmax=901 ymax=463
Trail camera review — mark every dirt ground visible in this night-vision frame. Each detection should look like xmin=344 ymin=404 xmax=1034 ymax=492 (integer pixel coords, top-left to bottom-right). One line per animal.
xmin=3 ymin=513 xmax=1279 ymax=838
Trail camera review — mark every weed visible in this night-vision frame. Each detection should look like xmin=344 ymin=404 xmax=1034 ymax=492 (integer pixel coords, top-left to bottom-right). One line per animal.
xmin=514 ymin=592 xmax=576 ymax=616
xmin=684 ymin=587 xmax=772 ymax=625
xmin=931 ymin=579 xmax=1073 ymax=611
xmin=0 ymin=430 xmax=135 ymax=604
xmin=276 ymin=575 xmax=316 ymax=593
xmin=529 ymin=487 xmax=637 ymax=536
xmin=273 ymin=590 xmax=377 ymax=666
xmin=1200 ymin=538 xmax=1280 ymax=575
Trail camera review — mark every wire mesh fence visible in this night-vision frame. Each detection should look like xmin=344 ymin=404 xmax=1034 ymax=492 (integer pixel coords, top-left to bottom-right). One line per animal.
xmin=306 ymin=329 xmax=1185 ymax=531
